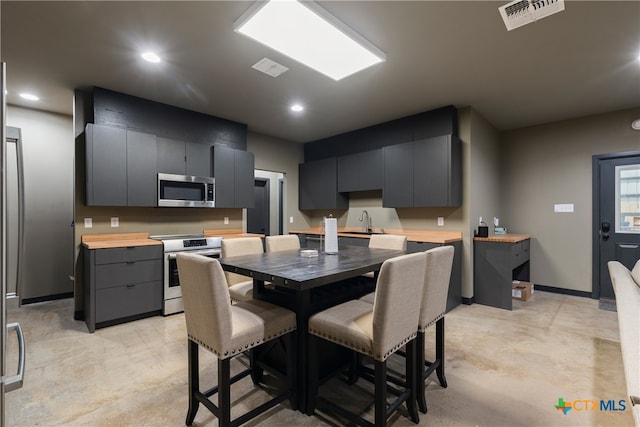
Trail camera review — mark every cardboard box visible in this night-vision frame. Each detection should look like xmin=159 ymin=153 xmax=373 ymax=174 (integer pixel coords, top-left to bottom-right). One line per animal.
xmin=512 ymin=281 xmax=533 ymax=301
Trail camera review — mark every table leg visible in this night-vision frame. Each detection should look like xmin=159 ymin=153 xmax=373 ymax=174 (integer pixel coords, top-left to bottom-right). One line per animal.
xmin=296 ymin=289 xmax=313 ymax=415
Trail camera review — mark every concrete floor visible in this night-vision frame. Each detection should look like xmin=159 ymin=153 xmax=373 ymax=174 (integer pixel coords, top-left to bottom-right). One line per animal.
xmin=5 ymin=290 xmax=633 ymax=426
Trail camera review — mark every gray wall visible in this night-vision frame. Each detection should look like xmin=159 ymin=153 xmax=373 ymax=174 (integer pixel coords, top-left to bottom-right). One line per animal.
xmin=500 ymin=108 xmax=640 ymax=292
xmin=467 ymin=108 xmax=502 ymax=298
xmin=6 ymin=105 xmax=74 ymax=299
xmin=247 ymin=131 xmax=305 ymax=233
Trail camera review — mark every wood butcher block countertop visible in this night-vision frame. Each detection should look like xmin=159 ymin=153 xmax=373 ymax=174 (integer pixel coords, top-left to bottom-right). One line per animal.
xmin=473 ymin=234 xmax=532 ymax=243
xmin=81 ymin=233 xmax=162 ymax=249
xmin=204 ymin=229 xmax=265 ymax=239
xmin=289 ymin=227 xmax=462 ymax=244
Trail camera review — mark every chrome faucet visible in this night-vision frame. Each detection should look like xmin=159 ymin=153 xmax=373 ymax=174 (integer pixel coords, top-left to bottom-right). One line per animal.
xmin=359 ymin=210 xmax=372 ymax=233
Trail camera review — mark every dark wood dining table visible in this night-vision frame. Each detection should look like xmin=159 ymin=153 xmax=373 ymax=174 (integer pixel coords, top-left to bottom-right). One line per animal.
xmin=218 ymin=245 xmax=406 ymax=414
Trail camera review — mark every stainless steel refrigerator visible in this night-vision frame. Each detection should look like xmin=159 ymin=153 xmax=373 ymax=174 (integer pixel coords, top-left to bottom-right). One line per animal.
xmin=1 ymin=62 xmax=26 ymax=426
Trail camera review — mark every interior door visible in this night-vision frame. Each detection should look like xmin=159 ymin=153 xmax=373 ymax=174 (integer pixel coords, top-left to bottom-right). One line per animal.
xmin=246 ymin=178 xmax=270 ymax=236
xmin=593 ymin=151 xmax=640 ymax=302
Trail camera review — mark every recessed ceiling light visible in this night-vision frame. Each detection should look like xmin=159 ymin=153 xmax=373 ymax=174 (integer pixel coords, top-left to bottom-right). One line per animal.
xmin=141 ymin=52 xmax=162 ymax=63
xmin=234 ymin=0 xmax=385 ymax=81
xmin=290 ymin=104 xmax=304 ymax=112
xmin=19 ymin=93 xmax=39 ymax=101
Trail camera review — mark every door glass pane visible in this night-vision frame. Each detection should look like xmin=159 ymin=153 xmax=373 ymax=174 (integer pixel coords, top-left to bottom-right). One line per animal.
xmin=616 ymin=164 xmax=640 ymax=233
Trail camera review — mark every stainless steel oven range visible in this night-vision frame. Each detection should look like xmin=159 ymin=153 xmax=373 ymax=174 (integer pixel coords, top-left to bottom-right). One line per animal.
xmin=151 ymin=234 xmax=222 ymax=315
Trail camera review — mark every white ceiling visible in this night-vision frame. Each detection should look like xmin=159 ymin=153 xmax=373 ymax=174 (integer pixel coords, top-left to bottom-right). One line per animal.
xmin=1 ymin=1 xmax=639 ymax=143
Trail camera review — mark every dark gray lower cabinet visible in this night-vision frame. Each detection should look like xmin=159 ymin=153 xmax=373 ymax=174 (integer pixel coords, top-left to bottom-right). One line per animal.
xmin=83 ymin=245 xmax=163 ymax=332
xmin=407 ymin=240 xmax=462 ymax=312
xmin=474 ymin=238 xmax=530 ymax=310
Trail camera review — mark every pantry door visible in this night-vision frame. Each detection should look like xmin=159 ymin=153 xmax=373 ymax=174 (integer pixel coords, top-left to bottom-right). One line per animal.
xmin=593 ymin=151 xmax=640 ymax=302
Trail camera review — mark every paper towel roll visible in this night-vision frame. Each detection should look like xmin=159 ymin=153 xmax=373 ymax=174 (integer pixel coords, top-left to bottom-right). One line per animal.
xmin=324 ymin=217 xmax=339 ymax=254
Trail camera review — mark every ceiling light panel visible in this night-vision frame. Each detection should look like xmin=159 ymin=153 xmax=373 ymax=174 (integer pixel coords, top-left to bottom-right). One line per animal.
xmin=234 ymin=0 xmax=385 ymax=81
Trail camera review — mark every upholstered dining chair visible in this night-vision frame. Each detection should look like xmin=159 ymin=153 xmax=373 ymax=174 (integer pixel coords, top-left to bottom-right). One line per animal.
xmin=307 ymin=251 xmax=426 ymax=427
xmin=221 ymin=237 xmax=264 ymax=302
xmin=177 ymin=253 xmax=297 ymax=427
xmin=265 ymin=234 xmax=301 ymax=253
xmin=415 ymin=245 xmax=454 ymax=413
xmin=360 ymin=233 xmax=408 ymax=295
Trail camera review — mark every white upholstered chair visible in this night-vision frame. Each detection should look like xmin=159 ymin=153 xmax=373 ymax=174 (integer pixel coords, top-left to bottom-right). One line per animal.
xmin=415 ymin=245 xmax=454 ymax=413
xmin=265 ymin=234 xmax=301 ymax=253
xmin=221 ymin=237 xmax=263 ymax=302
xmin=360 ymin=234 xmax=408 ymax=299
xmin=308 ymin=252 xmax=426 ymax=427
xmin=177 ymin=253 xmax=297 ymax=427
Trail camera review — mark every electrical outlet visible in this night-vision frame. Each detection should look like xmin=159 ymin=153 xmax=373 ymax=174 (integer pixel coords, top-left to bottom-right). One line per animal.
xmin=110 ymin=217 xmax=119 ymax=227
xmin=289 ymin=216 xmax=294 ymax=224
xmin=494 ymin=217 xmax=499 ymax=227
xmin=479 ymin=216 xmax=483 ymax=225
xmin=224 ymin=217 xmax=229 ymax=225
xmin=84 ymin=218 xmax=92 ymax=228
xmin=437 ymin=217 xmax=444 ymax=226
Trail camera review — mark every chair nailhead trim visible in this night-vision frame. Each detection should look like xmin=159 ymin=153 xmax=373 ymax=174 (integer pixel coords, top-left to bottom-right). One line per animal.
xmin=309 ymin=328 xmax=417 ymax=362
xmin=418 ymin=312 xmax=444 ymax=332
xmin=189 ymin=325 xmax=296 ymax=359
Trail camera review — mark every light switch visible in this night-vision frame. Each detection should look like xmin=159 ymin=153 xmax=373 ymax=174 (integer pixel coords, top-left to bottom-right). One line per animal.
xmin=437 ymin=217 xmax=444 ymax=226
xmin=554 ymin=204 xmax=574 ymax=213
xmin=224 ymin=217 xmax=229 ymax=225
xmin=290 ymin=216 xmax=294 ymax=224
xmin=110 ymin=217 xmax=119 ymax=227
xmin=84 ymin=218 xmax=92 ymax=228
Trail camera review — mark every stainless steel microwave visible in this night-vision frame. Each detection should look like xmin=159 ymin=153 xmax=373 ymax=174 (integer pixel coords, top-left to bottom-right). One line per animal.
xmin=157 ymin=173 xmax=215 ymax=208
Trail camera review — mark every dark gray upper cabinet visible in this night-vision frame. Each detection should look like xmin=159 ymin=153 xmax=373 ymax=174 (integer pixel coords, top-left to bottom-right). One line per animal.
xmin=157 ymin=137 xmax=186 ymax=175
xmin=186 ymin=142 xmax=211 ymax=177
xmin=86 ymin=124 xmax=159 ymax=207
xmin=382 ymin=142 xmax=414 ymax=207
xmin=86 ymin=124 xmax=128 ymax=206
xmin=158 ymin=138 xmax=214 ymax=177
xmin=414 ymin=135 xmax=462 ymax=207
xmin=337 ymin=149 xmax=383 ymax=192
xmin=299 ymin=157 xmax=348 ymax=210
xmin=211 ymin=145 xmax=255 ymax=208
xmin=127 ymin=130 xmax=157 ymax=207
xmin=383 ymin=134 xmax=461 ymax=207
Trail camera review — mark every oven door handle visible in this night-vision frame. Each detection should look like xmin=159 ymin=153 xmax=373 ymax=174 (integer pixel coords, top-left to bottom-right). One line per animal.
xmin=166 ymin=251 xmax=220 ymax=260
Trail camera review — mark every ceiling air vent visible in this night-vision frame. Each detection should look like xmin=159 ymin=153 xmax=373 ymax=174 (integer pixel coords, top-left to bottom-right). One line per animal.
xmin=499 ymin=0 xmax=565 ymax=31
xmin=251 ymin=57 xmax=289 ymax=77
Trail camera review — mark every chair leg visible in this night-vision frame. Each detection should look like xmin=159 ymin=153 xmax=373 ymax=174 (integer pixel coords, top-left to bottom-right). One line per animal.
xmin=186 ymin=340 xmax=200 ymax=426
xmin=285 ymin=332 xmax=298 ymax=410
xmin=375 ymin=359 xmax=387 ymax=427
xmin=307 ymin=334 xmax=320 ymax=415
xmin=435 ymin=317 xmax=447 ymax=388
xmin=406 ymin=339 xmax=420 ymax=423
xmin=415 ymin=331 xmax=428 ymax=414
xmin=218 ymin=357 xmax=231 ymax=427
